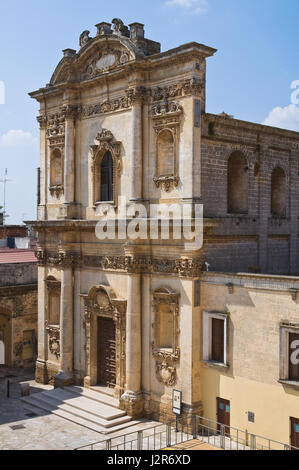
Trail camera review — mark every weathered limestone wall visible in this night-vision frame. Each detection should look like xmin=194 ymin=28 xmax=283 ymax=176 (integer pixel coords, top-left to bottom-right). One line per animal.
xmin=0 ymin=286 xmax=37 ymax=368
xmin=0 ymin=263 xmax=37 ymax=287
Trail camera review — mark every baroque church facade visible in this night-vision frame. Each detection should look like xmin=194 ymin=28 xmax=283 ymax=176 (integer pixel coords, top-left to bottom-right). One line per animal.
xmin=29 ymin=19 xmax=299 ymax=433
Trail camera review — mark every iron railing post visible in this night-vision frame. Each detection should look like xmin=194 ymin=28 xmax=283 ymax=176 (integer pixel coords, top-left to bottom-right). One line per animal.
xmin=220 ymin=424 xmax=225 ymax=449
xmin=106 ymin=439 xmax=112 ymax=450
xmin=137 ymin=431 xmax=143 ymax=451
xmin=192 ymin=415 xmax=197 ymax=440
xmin=250 ymin=434 xmax=256 ymax=450
xmin=166 ymin=423 xmax=171 ymax=447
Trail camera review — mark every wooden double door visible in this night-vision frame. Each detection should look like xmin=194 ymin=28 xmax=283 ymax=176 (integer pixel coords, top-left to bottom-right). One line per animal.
xmin=97 ymin=317 xmax=116 ymax=388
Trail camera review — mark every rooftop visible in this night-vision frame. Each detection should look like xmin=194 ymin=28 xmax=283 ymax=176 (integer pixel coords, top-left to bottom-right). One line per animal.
xmin=0 ymin=248 xmax=37 ymax=265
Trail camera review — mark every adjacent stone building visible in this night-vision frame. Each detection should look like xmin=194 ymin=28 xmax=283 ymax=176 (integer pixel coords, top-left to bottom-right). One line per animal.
xmin=0 ymin=243 xmax=37 ymax=368
xmin=28 ymin=18 xmax=299 ymax=446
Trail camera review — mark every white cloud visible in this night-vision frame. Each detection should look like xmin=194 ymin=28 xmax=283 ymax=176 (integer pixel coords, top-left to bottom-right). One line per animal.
xmin=262 ymin=104 xmax=299 ymax=132
xmin=165 ymin=0 xmax=208 ymax=15
xmin=0 ymin=130 xmax=38 ymax=147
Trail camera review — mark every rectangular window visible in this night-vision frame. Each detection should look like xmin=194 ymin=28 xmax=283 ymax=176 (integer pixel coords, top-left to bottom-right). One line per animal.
xmin=194 ymin=280 xmax=200 ymax=307
xmin=289 ymin=333 xmax=299 ymax=381
xmin=212 ymin=318 xmax=225 ymax=363
xmin=203 ymin=312 xmax=228 ymax=366
xmin=280 ymin=327 xmax=299 ymax=383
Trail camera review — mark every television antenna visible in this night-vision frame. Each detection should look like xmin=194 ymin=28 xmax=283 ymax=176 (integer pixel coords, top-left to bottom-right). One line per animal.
xmin=0 ymin=169 xmax=12 ymax=225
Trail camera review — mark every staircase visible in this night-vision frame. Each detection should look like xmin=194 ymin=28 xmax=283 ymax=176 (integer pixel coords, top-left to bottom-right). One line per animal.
xmin=21 ymin=385 xmax=142 ymax=435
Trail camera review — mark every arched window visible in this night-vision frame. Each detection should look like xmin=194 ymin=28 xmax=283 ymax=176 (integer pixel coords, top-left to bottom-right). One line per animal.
xmin=99 ymin=151 xmax=113 ymax=202
xmin=157 ymin=129 xmax=175 ymax=176
xmin=50 ymin=149 xmax=63 ymax=187
xmin=227 ymin=152 xmax=248 ymax=214
xmin=271 ymin=167 xmax=286 ymax=217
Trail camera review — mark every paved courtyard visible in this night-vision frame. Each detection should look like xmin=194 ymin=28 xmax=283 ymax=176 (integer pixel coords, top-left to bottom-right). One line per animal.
xmin=0 ymin=368 xmax=157 ymax=450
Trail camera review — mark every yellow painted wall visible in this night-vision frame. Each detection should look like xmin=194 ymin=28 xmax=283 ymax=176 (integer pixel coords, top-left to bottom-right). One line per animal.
xmin=200 ymin=274 xmax=299 ymax=446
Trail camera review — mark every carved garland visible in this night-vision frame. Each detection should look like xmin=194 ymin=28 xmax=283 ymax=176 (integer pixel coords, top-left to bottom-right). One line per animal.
xmin=152 ymin=287 xmax=180 ymax=386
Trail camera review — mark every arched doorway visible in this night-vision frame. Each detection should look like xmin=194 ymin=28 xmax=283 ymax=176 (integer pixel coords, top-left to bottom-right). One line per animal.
xmin=83 ymin=285 xmax=127 ymax=399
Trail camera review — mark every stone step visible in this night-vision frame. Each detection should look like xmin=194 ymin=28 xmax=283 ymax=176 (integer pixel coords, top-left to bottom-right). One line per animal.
xmin=42 ymin=388 xmax=125 ymax=421
xmin=24 ymin=392 xmax=131 ymax=429
xmin=66 ymin=385 xmax=120 ymax=409
xmin=21 ymin=395 xmax=143 ymax=435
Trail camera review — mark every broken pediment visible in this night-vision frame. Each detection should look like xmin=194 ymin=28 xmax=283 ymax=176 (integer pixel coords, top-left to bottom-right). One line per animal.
xmin=49 ymin=19 xmax=161 ymax=86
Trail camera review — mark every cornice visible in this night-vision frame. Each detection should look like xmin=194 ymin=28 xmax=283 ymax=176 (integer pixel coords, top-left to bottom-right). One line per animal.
xmin=0 ymin=284 xmax=38 ymax=297
xmin=36 ymin=250 xmax=204 ymax=277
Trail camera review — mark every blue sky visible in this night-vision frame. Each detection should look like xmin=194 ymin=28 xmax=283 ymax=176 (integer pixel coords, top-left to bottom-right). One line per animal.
xmin=0 ymin=0 xmax=299 ymax=224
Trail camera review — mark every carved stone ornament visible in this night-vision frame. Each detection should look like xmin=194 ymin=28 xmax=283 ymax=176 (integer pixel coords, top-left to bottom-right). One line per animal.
xmin=49 ymin=184 xmax=64 ymax=198
xmin=156 ymin=361 xmax=177 ymax=387
xmin=152 ymin=78 xmax=203 ymax=102
xmin=151 ymin=101 xmax=183 ymax=117
xmin=153 ymin=175 xmax=180 ymax=192
xmin=82 ymin=46 xmax=132 ymax=80
xmin=79 ymin=30 xmax=91 ymax=48
xmin=37 ymin=251 xmax=204 ymax=277
xmin=46 ymin=324 xmax=60 ymax=360
xmin=83 ymin=285 xmax=127 ymax=399
xmin=152 ymin=287 xmax=180 ymax=386
xmin=36 ymin=250 xmax=82 ymax=268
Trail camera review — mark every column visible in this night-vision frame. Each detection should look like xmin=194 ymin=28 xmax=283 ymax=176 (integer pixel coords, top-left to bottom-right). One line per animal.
xmin=129 ymin=90 xmax=143 ymax=202
xmin=121 ymin=272 xmax=143 ymax=418
xmin=55 ymin=266 xmax=74 ymax=387
xmin=61 ymin=105 xmax=76 ymax=218
xmin=35 ymin=266 xmax=47 ymax=383
xmin=290 ymin=149 xmax=299 ymax=273
xmin=258 ymin=145 xmax=269 ymax=273
xmin=37 ymin=116 xmax=47 ymax=221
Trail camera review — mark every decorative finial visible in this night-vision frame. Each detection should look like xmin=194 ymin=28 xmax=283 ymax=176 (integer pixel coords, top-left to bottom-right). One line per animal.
xmin=79 ymin=30 xmax=91 ymax=48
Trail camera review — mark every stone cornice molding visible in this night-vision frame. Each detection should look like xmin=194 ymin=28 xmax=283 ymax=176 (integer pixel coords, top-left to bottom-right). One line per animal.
xmin=37 ymin=251 xmax=204 ymax=277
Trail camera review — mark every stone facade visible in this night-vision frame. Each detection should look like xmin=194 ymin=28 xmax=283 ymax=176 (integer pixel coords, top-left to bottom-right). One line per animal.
xmin=201 ymin=114 xmax=299 ymax=274
xmin=28 ymin=18 xmax=299 ymax=426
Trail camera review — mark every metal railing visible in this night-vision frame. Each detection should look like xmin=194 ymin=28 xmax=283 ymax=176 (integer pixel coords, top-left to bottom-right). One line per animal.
xmin=75 ymin=415 xmax=299 ymax=451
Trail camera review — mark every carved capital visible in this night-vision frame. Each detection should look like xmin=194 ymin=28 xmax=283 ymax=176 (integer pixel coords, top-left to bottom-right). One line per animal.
xmin=153 ymin=175 xmax=180 ymax=192
xmin=49 ymin=185 xmax=64 ymax=198
xmin=37 ymin=114 xmax=47 ymax=129
xmin=126 ymin=86 xmax=149 ymax=105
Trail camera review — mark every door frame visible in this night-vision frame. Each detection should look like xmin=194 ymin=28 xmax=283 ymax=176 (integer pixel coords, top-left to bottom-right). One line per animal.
xmin=83 ymin=285 xmax=127 ymax=399
xmin=97 ymin=315 xmax=116 ymax=388
xmin=216 ymin=397 xmax=231 ymax=437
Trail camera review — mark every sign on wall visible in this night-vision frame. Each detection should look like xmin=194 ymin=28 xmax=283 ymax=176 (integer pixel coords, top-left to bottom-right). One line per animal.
xmin=172 ymin=389 xmax=183 ymax=415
